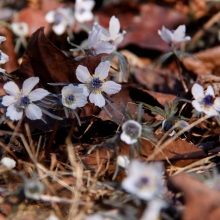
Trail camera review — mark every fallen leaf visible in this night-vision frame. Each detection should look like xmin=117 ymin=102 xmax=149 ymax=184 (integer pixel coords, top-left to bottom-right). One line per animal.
xmin=96 ymin=2 xmax=186 ymax=51
xmin=170 ymin=172 xmax=220 ymax=220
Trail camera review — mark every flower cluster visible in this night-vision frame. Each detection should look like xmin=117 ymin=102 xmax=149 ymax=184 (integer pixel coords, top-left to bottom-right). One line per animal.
xmin=88 ymin=16 xmax=126 ymax=55
xmin=45 ymin=0 xmax=95 ymax=36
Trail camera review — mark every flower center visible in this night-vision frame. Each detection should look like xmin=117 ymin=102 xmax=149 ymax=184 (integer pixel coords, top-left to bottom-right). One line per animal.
xmin=202 ymin=95 xmax=215 ymax=107
xmin=54 ymin=13 xmax=63 ymax=24
xmin=91 ymin=77 xmax=103 ymax=89
xmin=163 ymin=119 xmax=175 ymax=132
xmin=125 ymin=124 xmax=140 ymax=138
xmin=136 ymin=176 xmax=150 ymax=189
xmin=65 ymin=93 xmax=75 ymax=105
xmin=18 ymin=95 xmax=31 ymax=108
xmin=78 ymin=7 xmax=86 ymax=14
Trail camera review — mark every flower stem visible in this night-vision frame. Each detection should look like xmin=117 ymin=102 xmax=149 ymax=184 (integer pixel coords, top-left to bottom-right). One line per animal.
xmin=45 ymin=110 xmax=62 ymax=159
xmin=171 ymin=44 xmax=188 ymax=93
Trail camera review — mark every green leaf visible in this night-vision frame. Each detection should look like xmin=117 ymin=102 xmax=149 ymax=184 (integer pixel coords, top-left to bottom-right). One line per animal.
xmin=175 ymin=50 xmax=200 ymax=61
xmin=164 ymin=100 xmax=170 ymax=117
xmin=113 ymin=51 xmax=129 ymax=82
xmin=153 ymin=51 xmax=173 ymax=68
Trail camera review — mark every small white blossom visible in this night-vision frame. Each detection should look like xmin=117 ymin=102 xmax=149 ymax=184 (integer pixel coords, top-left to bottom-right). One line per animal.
xmin=158 ymin=25 xmax=191 ymax=44
xmin=61 ymin=84 xmax=87 ymax=110
xmin=120 ymin=120 xmax=142 ymax=144
xmin=140 ymin=198 xmax=167 ymax=220
xmin=1 ymin=157 xmax=16 ymax=169
xmin=0 ymin=36 xmax=6 ymax=43
xmin=0 ymin=50 xmax=9 ymax=64
xmin=76 ymin=61 xmax=121 ymax=108
xmin=11 ymin=22 xmax=29 ymax=37
xmin=88 ymin=23 xmax=115 ymax=55
xmin=2 ymin=77 xmax=50 ymax=121
xmin=116 ymin=155 xmax=130 ymax=169
xmin=75 ymin=0 xmax=95 ymax=23
xmin=191 ymin=83 xmax=220 ymax=116
xmin=101 ymin=15 xmax=126 ymax=50
xmin=122 ymin=160 xmax=165 ymax=200
xmin=45 ymin=8 xmax=75 ymax=35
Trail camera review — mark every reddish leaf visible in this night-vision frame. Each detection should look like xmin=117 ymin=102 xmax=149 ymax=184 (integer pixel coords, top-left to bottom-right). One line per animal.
xmin=12 ymin=27 xmax=108 ymax=93
xmin=183 ymin=46 xmax=220 ymax=76
xmin=171 ymin=173 xmax=220 ymax=220
xmin=96 ymin=2 xmax=186 ymax=51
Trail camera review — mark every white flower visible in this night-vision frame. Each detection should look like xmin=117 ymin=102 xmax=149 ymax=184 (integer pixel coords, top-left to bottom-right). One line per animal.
xmin=122 ymin=160 xmax=165 ymax=201
xmin=191 ymin=83 xmax=220 ymax=116
xmin=11 ymin=22 xmax=29 ymax=37
xmin=1 ymin=157 xmax=16 ymax=169
xmin=75 ymin=0 xmax=95 ymax=23
xmin=0 ymin=36 xmax=6 ymax=43
xmin=2 ymin=77 xmax=50 ymax=121
xmin=45 ymin=8 xmax=75 ymax=35
xmin=76 ymin=61 xmax=121 ymax=108
xmin=88 ymin=23 xmax=115 ymax=55
xmin=158 ymin=25 xmax=191 ymax=44
xmin=100 ymin=15 xmax=126 ymax=50
xmin=0 ymin=50 xmax=9 ymax=64
xmin=116 ymin=155 xmax=130 ymax=169
xmin=61 ymin=84 xmax=87 ymax=110
xmin=120 ymin=120 xmax=142 ymax=144
xmin=140 ymin=198 xmax=167 ymax=220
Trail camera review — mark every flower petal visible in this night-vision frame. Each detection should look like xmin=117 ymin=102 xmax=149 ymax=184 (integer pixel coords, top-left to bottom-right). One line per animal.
xmin=109 ymin=16 xmax=120 ymax=39
xmin=45 ymin=10 xmax=55 ymax=23
xmin=78 ymin=84 xmax=89 ymax=96
xmin=75 ymin=11 xmax=94 ymax=23
xmin=0 ymin=36 xmax=6 ymax=43
xmin=22 ymin=77 xmax=39 ymax=93
xmin=192 ymin=100 xmax=203 ymax=112
xmin=214 ymin=97 xmax=220 ymax=111
xmin=52 ymin=22 xmax=67 ymax=35
xmin=94 ymin=61 xmax=110 ymax=79
xmin=89 ymin=93 xmax=105 ymax=107
xmin=191 ymin=83 xmax=204 ymax=100
xmin=203 ymin=108 xmax=218 ymax=116
xmin=0 ymin=51 xmax=9 ymax=64
xmin=205 ymin=85 xmax=215 ymax=97
xmin=29 ymin=88 xmax=50 ymax=101
xmin=2 ymin=95 xmax=16 ymax=106
xmin=104 ymin=81 xmax=121 ymax=94
xmin=25 ymin=104 xmax=42 ymax=120
xmin=88 ymin=23 xmax=102 ymax=48
xmin=158 ymin=26 xmax=173 ymax=44
xmin=120 ymin=131 xmax=137 ymax=144
xmin=173 ymin=25 xmax=191 ymax=44
xmin=76 ymin=65 xmax=91 ymax=83
xmin=95 ymin=41 xmax=114 ymax=54
xmin=3 ymin=81 xmax=19 ymax=96
xmin=6 ymin=104 xmax=23 ymax=121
